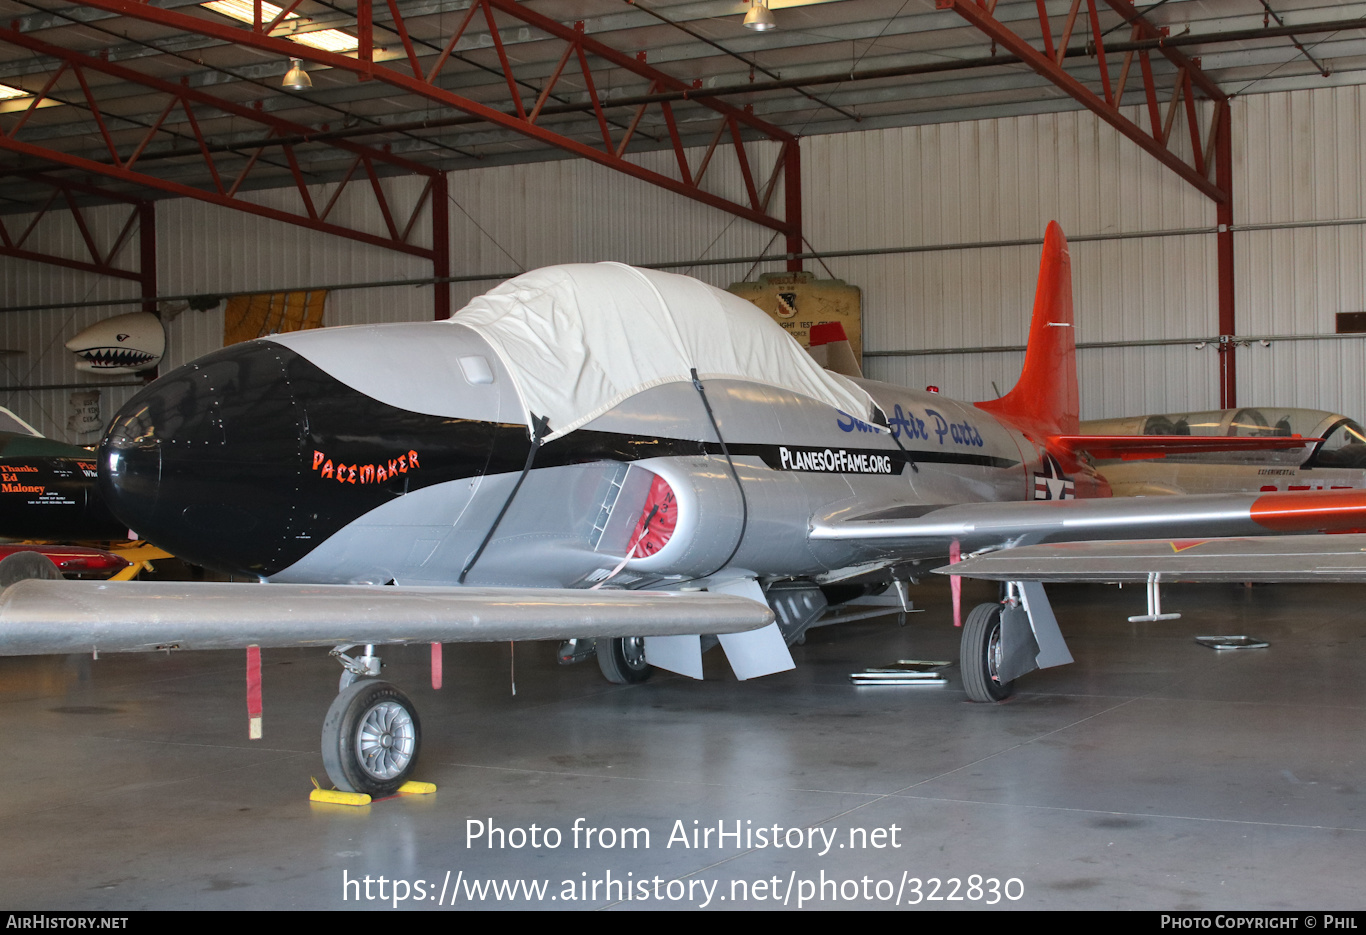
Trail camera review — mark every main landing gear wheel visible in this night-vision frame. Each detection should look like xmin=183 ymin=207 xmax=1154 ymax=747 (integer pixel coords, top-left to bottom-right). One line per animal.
xmin=961 ymin=602 xmax=1015 ymax=703
xmin=597 ymin=636 xmax=652 ymax=684
xmin=321 ymin=679 xmax=421 ymax=795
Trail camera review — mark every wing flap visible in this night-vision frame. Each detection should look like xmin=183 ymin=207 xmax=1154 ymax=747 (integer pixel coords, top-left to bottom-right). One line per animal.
xmin=0 ymin=580 xmax=773 ymax=656
xmin=935 ymin=534 xmax=1366 ymax=583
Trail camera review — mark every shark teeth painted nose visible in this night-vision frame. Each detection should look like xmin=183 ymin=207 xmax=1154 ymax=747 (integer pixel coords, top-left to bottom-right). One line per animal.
xmin=78 ymin=347 xmax=157 ymax=367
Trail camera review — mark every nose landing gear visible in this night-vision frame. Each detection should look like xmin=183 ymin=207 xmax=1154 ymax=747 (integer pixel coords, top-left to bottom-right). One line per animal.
xmin=322 ymin=646 xmax=422 ymax=794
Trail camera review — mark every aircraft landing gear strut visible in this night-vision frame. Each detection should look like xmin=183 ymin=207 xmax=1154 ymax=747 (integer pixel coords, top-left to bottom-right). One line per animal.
xmin=322 ymin=645 xmax=422 ymax=794
xmin=959 ymin=581 xmax=1072 ymax=703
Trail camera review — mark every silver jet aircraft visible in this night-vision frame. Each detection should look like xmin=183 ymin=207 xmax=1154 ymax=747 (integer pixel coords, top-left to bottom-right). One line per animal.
xmin=1 ymin=222 xmax=1363 ymax=795
xmin=1082 ymin=407 xmax=1366 ymax=496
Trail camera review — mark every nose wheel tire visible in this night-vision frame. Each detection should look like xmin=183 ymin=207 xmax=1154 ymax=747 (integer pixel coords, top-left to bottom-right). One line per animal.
xmin=961 ymin=602 xmax=1015 ymax=703
xmin=322 ymin=680 xmax=421 ymax=794
xmin=597 ymin=636 xmax=652 ymax=684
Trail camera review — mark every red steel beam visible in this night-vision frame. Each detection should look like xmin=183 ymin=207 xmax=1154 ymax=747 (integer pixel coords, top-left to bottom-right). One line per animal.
xmin=63 ymin=0 xmax=800 ymax=240
xmin=938 ymin=0 xmax=1226 ymax=203
xmin=0 ymin=24 xmax=437 ymax=183
xmin=0 ymin=26 xmax=441 ymax=261
xmin=0 ymin=133 xmax=436 ymax=259
xmin=2 ymin=144 xmax=450 ymax=312
xmin=483 ymin=0 xmax=784 ymax=139
xmin=0 ymin=239 xmax=142 ymax=280
xmin=0 ymin=174 xmax=148 ymax=282
xmin=1102 ymin=0 xmax=1225 ymax=101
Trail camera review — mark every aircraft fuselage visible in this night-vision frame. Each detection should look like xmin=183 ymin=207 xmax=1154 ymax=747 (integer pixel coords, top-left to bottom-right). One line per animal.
xmin=0 ymin=444 xmax=125 ymax=540
xmin=98 ymin=321 xmax=1098 ymax=589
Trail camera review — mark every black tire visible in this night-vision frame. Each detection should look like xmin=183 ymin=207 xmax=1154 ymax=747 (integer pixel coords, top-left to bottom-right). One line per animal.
xmin=961 ymin=602 xmax=1014 ymax=703
xmin=597 ymin=636 xmax=652 ymax=684
xmin=0 ymin=551 xmax=62 ymax=588
xmin=321 ymin=680 xmax=421 ymax=795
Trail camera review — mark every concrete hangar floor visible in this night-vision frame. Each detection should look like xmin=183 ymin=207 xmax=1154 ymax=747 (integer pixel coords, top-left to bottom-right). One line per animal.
xmin=2 ymin=578 xmax=1362 ymax=911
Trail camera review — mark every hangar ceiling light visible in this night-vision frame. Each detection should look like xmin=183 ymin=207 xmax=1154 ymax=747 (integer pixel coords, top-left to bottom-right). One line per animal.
xmin=743 ymin=0 xmax=777 ymax=31
xmin=282 ymin=57 xmax=312 ymax=90
xmin=201 ymin=1 xmax=358 ymax=53
xmin=0 ymin=83 xmax=27 ymax=100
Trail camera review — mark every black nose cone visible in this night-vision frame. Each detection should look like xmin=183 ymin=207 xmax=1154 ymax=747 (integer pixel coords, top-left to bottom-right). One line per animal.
xmin=100 ymin=338 xmax=508 ymax=578
xmin=100 ymin=341 xmax=307 ymax=575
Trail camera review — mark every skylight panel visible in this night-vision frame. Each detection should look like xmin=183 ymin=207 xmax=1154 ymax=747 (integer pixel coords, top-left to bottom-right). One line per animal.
xmin=202 ymin=0 xmax=293 ymax=25
xmin=201 ymin=2 xmax=359 ymax=54
xmin=287 ymin=29 xmax=359 ymax=53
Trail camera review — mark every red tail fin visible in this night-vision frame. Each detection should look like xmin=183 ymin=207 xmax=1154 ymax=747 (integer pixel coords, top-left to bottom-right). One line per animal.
xmin=975 ymin=221 xmax=1079 ymax=439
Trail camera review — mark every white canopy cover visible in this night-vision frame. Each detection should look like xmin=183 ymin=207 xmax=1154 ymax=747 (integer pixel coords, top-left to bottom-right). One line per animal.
xmin=450 ymin=263 xmax=877 ymax=441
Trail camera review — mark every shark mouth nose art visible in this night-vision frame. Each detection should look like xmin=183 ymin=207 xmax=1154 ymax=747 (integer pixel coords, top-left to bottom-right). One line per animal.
xmin=66 ymin=312 xmax=166 ymax=374
xmin=75 ymin=346 xmax=161 ymax=369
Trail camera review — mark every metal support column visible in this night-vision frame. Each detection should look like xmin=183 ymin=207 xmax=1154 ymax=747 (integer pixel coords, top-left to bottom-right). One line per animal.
xmin=432 ymin=174 xmax=450 ymax=321
xmin=784 ymin=141 xmax=803 ymax=273
xmin=138 ymin=201 xmax=157 ymax=316
xmin=1215 ymin=102 xmax=1236 ymax=409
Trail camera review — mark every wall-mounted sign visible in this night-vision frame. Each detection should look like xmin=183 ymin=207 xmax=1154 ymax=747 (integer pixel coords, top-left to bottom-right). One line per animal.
xmin=67 ymin=389 xmax=101 ymax=443
xmin=224 ymin=290 xmax=328 ymax=346
xmin=727 ymin=272 xmax=863 ymax=359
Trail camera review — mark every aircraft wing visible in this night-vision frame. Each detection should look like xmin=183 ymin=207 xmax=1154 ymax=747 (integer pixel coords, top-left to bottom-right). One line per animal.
xmin=1050 ymin=433 xmax=1320 ymax=460
xmin=935 ymin=534 xmax=1366 ymax=583
xmin=810 ymin=488 xmax=1366 ymax=558
xmin=0 ymin=580 xmax=773 ymax=656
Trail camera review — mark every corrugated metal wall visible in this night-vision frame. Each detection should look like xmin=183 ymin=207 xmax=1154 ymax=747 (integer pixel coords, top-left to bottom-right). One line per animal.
xmin=803 ymin=107 xmax=1220 ymax=419
xmin=159 ymin=176 xmax=436 ymax=331
xmin=1236 ymin=88 xmax=1366 ymax=416
xmin=0 ymin=200 xmax=149 ymax=439
xmin=445 ymin=142 xmax=785 ymax=309
xmin=0 ymin=142 xmax=784 ymax=440
xmin=159 ymin=139 xmax=787 ymax=323
xmin=3 ymin=86 xmax=1364 ymax=441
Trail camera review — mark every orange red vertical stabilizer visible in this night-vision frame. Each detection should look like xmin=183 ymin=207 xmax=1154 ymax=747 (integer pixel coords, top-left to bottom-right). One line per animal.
xmin=975 ymin=221 xmax=1079 ymax=441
